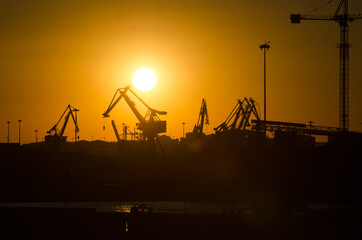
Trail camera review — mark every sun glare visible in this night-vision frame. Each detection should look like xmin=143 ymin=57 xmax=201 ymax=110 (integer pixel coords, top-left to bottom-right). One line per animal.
xmin=132 ymin=68 xmax=157 ymax=91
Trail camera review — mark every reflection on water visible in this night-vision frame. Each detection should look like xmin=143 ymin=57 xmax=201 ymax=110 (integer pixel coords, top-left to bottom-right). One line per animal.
xmin=113 ymin=204 xmax=132 ymax=213
xmin=0 ymin=201 xmax=252 ymax=215
xmin=1 ymin=201 xmax=360 ymax=217
xmin=1 ymin=201 xmax=361 ymax=217
xmin=125 ymin=221 xmax=129 ymax=232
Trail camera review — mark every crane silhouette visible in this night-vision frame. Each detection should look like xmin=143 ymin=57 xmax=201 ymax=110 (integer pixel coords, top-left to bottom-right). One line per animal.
xmin=291 ymin=0 xmax=362 ymax=132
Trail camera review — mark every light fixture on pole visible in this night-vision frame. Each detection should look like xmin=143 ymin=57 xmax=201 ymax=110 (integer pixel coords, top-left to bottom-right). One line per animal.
xmin=35 ymin=130 xmax=38 ymax=143
xmin=260 ymin=41 xmax=270 ymax=134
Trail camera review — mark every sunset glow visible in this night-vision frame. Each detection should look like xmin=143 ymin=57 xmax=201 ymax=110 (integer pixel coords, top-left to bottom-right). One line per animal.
xmin=132 ymin=68 xmax=157 ymax=91
xmin=0 ymin=0 xmax=361 ymax=144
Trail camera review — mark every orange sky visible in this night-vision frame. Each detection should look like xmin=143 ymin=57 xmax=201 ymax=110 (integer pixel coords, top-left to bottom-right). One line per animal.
xmin=1 ymin=0 xmax=362 ymax=144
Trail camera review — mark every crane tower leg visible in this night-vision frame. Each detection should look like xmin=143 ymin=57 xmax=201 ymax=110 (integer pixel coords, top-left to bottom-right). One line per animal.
xmin=339 ymin=22 xmax=350 ymax=132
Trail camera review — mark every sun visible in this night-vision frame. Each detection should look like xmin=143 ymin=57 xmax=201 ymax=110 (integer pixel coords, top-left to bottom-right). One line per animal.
xmin=132 ymin=68 xmax=157 ymax=91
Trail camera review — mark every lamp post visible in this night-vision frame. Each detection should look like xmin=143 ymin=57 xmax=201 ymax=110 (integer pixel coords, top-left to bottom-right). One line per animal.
xmin=182 ymin=122 xmax=186 ymax=138
xmin=260 ymin=41 xmax=270 ymax=135
xmin=308 ymin=121 xmax=314 ymax=136
xmin=6 ymin=121 xmax=10 ymax=143
xmin=18 ymin=120 xmax=22 ymax=145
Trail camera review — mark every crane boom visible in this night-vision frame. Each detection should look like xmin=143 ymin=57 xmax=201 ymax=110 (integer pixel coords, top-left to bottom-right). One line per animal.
xmin=111 ymin=120 xmax=122 ymax=142
xmin=121 ymin=89 xmax=147 ymax=125
xmin=103 ymin=86 xmax=130 ymax=118
xmin=291 ymin=0 xmax=361 ymax=132
xmin=291 ymin=14 xmax=362 ymax=22
xmin=214 ymin=98 xmax=260 ymax=133
xmin=59 ymin=108 xmax=79 ymax=136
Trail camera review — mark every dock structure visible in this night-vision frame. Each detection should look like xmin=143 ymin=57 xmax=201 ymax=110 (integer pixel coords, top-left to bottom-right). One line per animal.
xmin=251 ymin=120 xmax=341 ymax=136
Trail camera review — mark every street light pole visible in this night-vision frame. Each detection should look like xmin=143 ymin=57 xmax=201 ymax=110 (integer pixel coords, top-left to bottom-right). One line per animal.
xmin=308 ymin=121 xmax=313 ymax=137
xmin=260 ymin=41 xmax=270 ymax=134
xmin=6 ymin=121 xmax=10 ymax=144
xmin=35 ymin=130 xmax=38 ymax=143
xmin=18 ymin=120 xmax=22 ymax=145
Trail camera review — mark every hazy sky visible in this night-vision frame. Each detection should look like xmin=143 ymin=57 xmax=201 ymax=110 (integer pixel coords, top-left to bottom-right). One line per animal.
xmin=1 ymin=0 xmax=362 ymax=143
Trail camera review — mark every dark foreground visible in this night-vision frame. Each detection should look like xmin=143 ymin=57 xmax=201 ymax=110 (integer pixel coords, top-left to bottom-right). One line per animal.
xmin=1 ymin=206 xmax=362 ymax=240
xmin=1 ymin=134 xmax=362 ymax=239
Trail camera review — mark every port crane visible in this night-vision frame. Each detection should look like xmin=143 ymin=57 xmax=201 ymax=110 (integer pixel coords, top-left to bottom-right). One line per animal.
xmin=291 ymin=0 xmax=362 ymax=132
xmin=214 ymin=98 xmax=260 ymax=133
xmin=45 ymin=104 xmax=79 ymax=147
xmin=184 ymin=99 xmax=210 ymax=153
xmin=103 ymin=85 xmax=167 ymax=153
xmin=192 ymin=98 xmax=209 ymax=135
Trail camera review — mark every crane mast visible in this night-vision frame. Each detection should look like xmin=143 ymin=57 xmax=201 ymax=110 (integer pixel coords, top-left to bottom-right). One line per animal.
xmin=291 ymin=0 xmax=362 ymax=132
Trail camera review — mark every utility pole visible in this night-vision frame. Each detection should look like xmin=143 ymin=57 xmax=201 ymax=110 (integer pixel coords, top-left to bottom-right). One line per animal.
xmin=18 ymin=120 xmax=22 ymax=145
xmin=35 ymin=130 xmax=38 ymax=143
xmin=260 ymin=41 xmax=270 ymax=135
xmin=6 ymin=121 xmax=10 ymax=143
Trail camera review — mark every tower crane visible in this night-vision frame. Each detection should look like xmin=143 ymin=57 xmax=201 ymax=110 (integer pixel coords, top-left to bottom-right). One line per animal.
xmin=103 ymin=85 xmax=167 ymax=153
xmin=192 ymin=98 xmax=209 ymax=135
xmin=45 ymin=104 xmax=79 ymax=146
xmin=291 ymin=0 xmax=362 ymax=132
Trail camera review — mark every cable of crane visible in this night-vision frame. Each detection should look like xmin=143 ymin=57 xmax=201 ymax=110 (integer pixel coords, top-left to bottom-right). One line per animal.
xmin=305 ymin=0 xmax=335 ymax=15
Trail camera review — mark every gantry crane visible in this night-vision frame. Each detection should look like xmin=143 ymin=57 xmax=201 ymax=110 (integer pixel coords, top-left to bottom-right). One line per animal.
xmin=45 ymin=104 xmax=79 ymax=147
xmin=103 ymin=85 xmax=167 ymax=153
xmin=193 ymin=98 xmax=209 ymax=135
xmin=291 ymin=0 xmax=362 ymax=132
xmin=214 ymin=98 xmax=260 ymax=133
